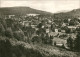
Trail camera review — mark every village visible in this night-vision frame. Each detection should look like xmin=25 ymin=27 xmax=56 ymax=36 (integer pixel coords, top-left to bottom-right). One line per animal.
xmin=3 ymin=13 xmax=80 ymax=49
xmin=0 ymin=0 xmax=80 ymax=57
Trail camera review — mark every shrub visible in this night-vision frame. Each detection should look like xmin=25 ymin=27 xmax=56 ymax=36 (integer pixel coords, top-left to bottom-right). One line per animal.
xmin=0 ymin=39 xmax=12 ymax=57
xmin=5 ymin=27 xmax=13 ymax=38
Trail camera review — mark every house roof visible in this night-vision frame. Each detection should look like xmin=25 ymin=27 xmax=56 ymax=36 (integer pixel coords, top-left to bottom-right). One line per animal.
xmin=52 ymin=38 xmax=67 ymax=44
xmin=68 ymin=26 xmax=77 ymax=29
xmin=48 ymin=32 xmax=59 ymax=36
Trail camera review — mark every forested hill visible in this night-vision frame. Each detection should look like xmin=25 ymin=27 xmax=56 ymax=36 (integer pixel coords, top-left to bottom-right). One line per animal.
xmin=0 ymin=7 xmax=52 ymax=15
xmin=53 ymin=8 xmax=80 ymax=19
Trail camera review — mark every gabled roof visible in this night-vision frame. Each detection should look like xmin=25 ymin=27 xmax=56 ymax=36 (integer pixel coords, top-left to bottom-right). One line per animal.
xmin=68 ymin=26 xmax=77 ymax=29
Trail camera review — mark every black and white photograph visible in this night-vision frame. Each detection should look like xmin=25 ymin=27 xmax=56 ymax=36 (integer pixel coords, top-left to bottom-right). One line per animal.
xmin=0 ymin=0 xmax=80 ymax=57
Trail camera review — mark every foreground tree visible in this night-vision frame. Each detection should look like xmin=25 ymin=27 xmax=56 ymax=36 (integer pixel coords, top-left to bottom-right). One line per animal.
xmin=0 ymin=39 xmax=12 ymax=57
xmin=5 ymin=27 xmax=13 ymax=38
xmin=0 ymin=23 xmax=5 ymax=36
xmin=13 ymin=29 xmax=25 ymax=41
xmin=74 ymin=32 xmax=80 ymax=51
xmin=67 ymin=36 xmax=74 ymax=50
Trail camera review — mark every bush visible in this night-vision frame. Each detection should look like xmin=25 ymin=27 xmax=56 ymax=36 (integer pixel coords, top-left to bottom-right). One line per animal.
xmin=13 ymin=30 xmax=25 ymax=41
xmin=12 ymin=44 xmax=43 ymax=57
xmin=32 ymin=36 xmax=41 ymax=43
xmin=0 ymin=23 xmax=5 ymax=36
xmin=0 ymin=39 xmax=12 ymax=57
xmin=5 ymin=27 xmax=13 ymax=38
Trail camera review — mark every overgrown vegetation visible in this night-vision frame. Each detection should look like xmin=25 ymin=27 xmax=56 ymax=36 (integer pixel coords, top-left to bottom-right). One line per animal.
xmin=0 ymin=12 xmax=80 ymax=57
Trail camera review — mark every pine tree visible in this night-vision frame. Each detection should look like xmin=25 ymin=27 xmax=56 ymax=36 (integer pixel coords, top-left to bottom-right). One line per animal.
xmin=13 ymin=30 xmax=25 ymax=41
xmin=41 ymin=33 xmax=45 ymax=43
xmin=44 ymin=33 xmax=50 ymax=44
xmin=49 ymin=35 xmax=53 ymax=45
xmin=74 ymin=32 xmax=80 ymax=51
xmin=0 ymin=39 xmax=12 ymax=57
xmin=67 ymin=36 xmax=74 ymax=50
xmin=5 ymin=27 xmax=13 ymax=38
xmin=2 ymin=19 xmax=7 ymax=29
xmin=0 ymin=23 xmax=5 ymax=36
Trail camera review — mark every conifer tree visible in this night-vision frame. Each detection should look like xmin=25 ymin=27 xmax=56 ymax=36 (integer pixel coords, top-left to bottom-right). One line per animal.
xmin=0 ymin=23 xmax=5 ymax=36
xmin=67 ymin=36 xmax=74 ymax=50
xmin=74 ymin=32 xmax=80 ymax=51
xmin=5 ymin=27 xmax=13 ymax=38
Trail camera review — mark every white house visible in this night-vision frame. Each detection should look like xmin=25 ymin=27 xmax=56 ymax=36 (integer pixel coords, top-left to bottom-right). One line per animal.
xmin=35 ymin=28 xmax=39 ymax=31
xmin=31 ymin=25 xmax=37 ymax=28
xmin=48 ymin=20 xmax=52 ymax=23
xmin=78 ymin=17 xmax=80 ymax=20
xmin=8 ymin=15 xmax=15 ymax=18
xmin=68 ymin=26 xmax=77 ymax=32
xmin=62 ymin=23 xmax=66 ymax=27
xmin=27 ymin=14 xmax=39 ymax=16
xmin=61 ymin=30 xmax=66 ymax=33
xmin=68 ymin=18 xmax=71 ymax=22
xmin=46 ymin=29 xmax=50 ymax=33
xmin=42 ymin=25 xmax=45 ymax=28
xmin=55 ymin=29 xmax=58 ymax=33
xmin=68 ymin=26 xmax=77 ymax=29
xmin=22 ymin=21 xmax=31 ymax=26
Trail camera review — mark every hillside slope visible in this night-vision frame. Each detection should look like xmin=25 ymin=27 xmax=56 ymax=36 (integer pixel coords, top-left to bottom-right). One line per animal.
xmin=54 ymin=8 xmax=80 ymax=19
xmin=0 ymin=36 xmax=80 ymax=57
xmin=0 ymin=7 xmax=52 ymax=16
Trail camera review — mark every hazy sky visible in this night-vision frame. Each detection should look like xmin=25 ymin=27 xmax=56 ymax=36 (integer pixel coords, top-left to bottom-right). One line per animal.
xmin=0 ymin=0 xmax=80 ymax=13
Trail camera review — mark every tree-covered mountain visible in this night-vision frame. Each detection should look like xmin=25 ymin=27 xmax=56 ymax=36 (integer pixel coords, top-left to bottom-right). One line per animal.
xmin=0 ymin=7 xmax=52 ymax=16
xmin=54 ymin=8 xmax=80 ymax=19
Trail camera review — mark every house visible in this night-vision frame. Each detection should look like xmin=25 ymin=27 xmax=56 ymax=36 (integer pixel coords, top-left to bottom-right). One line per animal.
xmin=48 ymin=32 xmax=59 ymax=37
xmin=31 ymin=25 xmax=37 ymax=28
xmin=4 ymin=15 xmax=15 ymax=19
xmin=52 ymin=38 xmax=67 ymax=47
xmin=47 ymin=24 xmax=51 ymax=28
xmin=62 ymin=23 xmax=66 ymax=27
xmin=44 ymin=24 xmax=51 ymax=29
xmin=68 ymin=26 xmax=77 ymax=29
xmin=46 ymin=29 xmax=50 ymax=33
xmin=78 ymin=17 xmax=80 ymax=20
xmin=68 ymin=26 xmax=77 ymax=32
xmin=76 ymin=23 xmax=80 ymax=27
xmin=24 ymin=22 xmax=29 ymax=26
xmin=22 ymin=21 xmax=31 ymax=26
xmin=68 ymin=18 xmax=71 ymax=22
xmin=27 ymin=14 xmax=39 ymax=16
xmin=42 ymin=25 xmax=45 ymax=28
xmin=68 ymin=26 xmax=77 ymax=30
xmin=8 ymin=15 xmax=15 ymax=18
xmin=35 ymin=28 xmax=39 ymax=31
xmin=68 ymin=33 xmax=77 ymax=39
xmin=55 ymin=29 xmax=58 ymax=33
xmin=61 ymin=30 xmax=66 ymax=33
xmin=48 ymin=20 xmax=52 ymax=23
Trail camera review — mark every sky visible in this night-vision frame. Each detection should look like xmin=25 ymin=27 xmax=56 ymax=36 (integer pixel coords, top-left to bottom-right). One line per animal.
xmin=0 ymin=0 xmax=80 ymax=13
